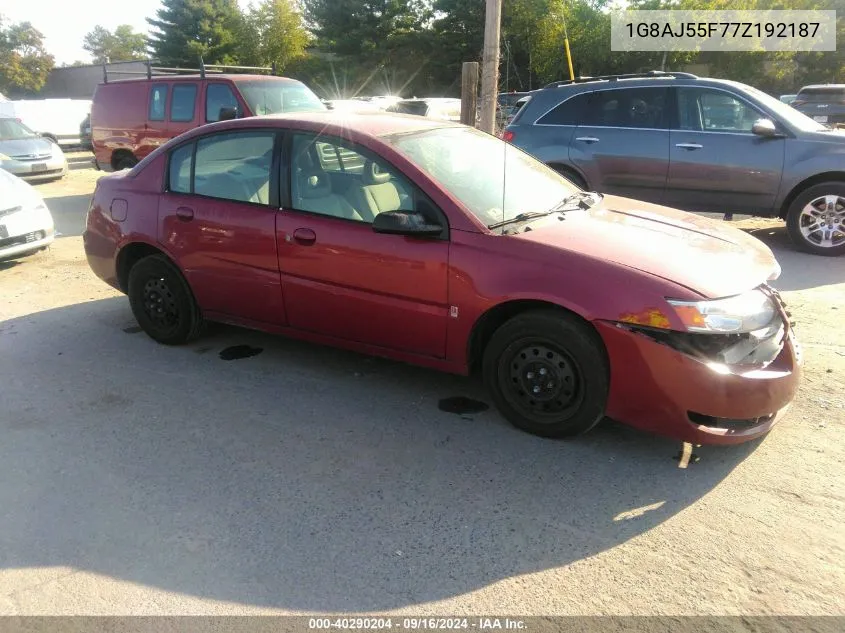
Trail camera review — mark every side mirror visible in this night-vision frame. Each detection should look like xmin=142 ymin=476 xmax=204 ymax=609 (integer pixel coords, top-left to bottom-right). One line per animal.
xmin=752 ymin=118 xmax=781 ymax=138
xmin=372 ymin=211 xmax=443 ymax=237
xmin=218 ymin=106 xmax=238 ymax=121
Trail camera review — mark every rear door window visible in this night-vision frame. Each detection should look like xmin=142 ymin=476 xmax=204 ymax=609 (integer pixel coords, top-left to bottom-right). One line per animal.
xmin=206 ymin=83 xmax=240 ymax=123
xmin=193 ymin=131 xmax=275 ymax=204
xmin=585 ymin=88 xmax=668 ymax=129
xmin=170 ymin=83 xmax=198 ymax=122
xmin=149 ymin=84 xmax=168 ymax=121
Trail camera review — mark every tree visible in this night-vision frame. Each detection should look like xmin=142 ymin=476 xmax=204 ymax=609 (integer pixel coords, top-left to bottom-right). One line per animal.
xmin=147 ymin=0 xmax=244 ymax=67
xmin=241 ymin=0 xmax=310 ymax=72
xmin=0 ymin=17 xmax=54 ymax=96
xmin=82 ymin=24 xmax=147 ymax=63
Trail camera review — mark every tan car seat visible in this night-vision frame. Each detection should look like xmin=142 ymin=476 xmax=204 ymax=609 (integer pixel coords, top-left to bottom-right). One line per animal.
xmin=346 ymin=160 xmax=403 ymax=222
xmin=294 ymin=168 xmax=363 ymax=221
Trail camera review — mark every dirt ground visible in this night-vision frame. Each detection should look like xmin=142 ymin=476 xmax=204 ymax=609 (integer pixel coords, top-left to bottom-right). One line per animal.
xmin=0 ymin=153 xmax=843 ymax=616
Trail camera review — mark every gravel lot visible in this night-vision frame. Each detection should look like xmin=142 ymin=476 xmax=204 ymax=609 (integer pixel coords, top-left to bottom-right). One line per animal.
xmin=0 ymin=153 xmax=843 ymax=616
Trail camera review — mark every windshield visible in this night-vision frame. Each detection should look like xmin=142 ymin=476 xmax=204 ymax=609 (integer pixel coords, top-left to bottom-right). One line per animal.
xmin=385 ymin=126 xmax=579 ymax=229
xmin=737 ymin=83 xmax=827 ymax=131
xmin=238 ymin=80 xmax=326 ymax=115
xmin=387 ymin=101 xmax=429 ymax=116
xmin=796 ymin=87 xmax=845 ymax=102
xmin=0 ymin=118 xmax=39 ymax=141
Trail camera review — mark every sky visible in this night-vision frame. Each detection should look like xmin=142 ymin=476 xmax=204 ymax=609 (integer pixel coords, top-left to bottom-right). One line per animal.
xmin=0 ymin=0 xmax=253 ymax=65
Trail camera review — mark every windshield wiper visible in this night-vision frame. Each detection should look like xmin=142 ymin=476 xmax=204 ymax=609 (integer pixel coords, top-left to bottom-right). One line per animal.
xmin=487 ymin=192 xmax=603 ymax=231
xmin=552 ymin=191 xmax=602 ymax=211
xmin=488 ymin=211 xmax=556 ymax=230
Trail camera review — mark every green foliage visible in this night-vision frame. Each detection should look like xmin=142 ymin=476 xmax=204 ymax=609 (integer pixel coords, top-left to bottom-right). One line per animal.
xmin=0 ymin=16 xmax=54 ymax=96
xmin=147 ymin=0 xmax=245 ymax=67
xmin=82 ymin=24 xmax=147 ymax=64
xmin=240 ymin=0 xmax=310 ymax=72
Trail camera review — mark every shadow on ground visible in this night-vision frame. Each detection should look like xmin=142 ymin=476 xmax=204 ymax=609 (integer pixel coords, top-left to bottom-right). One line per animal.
xmin=0 ymin=297 xmax=761 ymax=611
xmin=742 ymin=225 xmax=845 ymax=292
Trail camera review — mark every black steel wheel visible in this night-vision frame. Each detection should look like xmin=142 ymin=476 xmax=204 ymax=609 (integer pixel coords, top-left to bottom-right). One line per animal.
xmin=127 ymin=254 xmax=203 ymax=345
xmin=483 ymin=310 xmax=608 ymax=438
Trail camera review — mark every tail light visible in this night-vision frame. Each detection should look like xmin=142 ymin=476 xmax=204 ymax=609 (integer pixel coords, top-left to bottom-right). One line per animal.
xmin=502 ymin=130 xmax=514 ymax=143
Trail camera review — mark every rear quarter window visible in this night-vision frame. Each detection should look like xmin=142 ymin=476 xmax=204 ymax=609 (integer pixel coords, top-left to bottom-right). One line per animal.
xmin=536 ymin=92 xmax=589 ymax=125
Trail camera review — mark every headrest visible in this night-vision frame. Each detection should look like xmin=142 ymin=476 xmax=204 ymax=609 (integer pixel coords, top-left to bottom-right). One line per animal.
xmin=298 ymin=169 xmax=332 ymax=199
xmin=363 ymin=160 xmax=392 ymax=185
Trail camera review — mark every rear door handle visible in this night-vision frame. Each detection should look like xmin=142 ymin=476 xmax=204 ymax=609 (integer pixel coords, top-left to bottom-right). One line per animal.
xmin=575 ymin=136 xmax=600 ymax=144
xmin=175 ymin=206 xmax=194 ymax=221
xmin=675 ymin=143 xmax=703 ymax=150
xmin=292 ymin=228 xmax=316 ymax=246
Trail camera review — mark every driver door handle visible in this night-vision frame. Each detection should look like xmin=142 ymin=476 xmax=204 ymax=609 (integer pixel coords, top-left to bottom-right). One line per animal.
xmin=675 ymin=143 xmax=703 ymax=150
xmin=292 ymin=228 xmax=316 ymax=246
xmin=575 ymin=136 xmax=600 ymax=144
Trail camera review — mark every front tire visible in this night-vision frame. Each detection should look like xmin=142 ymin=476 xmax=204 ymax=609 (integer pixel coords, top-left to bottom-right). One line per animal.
xmin=786 ymin=182 xmax=845 ymax=256
xmin=127 ymin=254 xmax=203 ymax=345
xmin=482 ymin=310 xmax=609 ymax=439
xmin=114 ymin=154 xmax=138 ymax=171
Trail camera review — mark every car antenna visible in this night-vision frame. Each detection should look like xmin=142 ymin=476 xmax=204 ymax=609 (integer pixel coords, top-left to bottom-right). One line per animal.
xmin=501 ymin=124 xmax=507 ymax=229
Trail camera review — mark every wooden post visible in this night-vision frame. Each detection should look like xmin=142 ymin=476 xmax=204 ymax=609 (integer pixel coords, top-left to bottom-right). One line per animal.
xmin=479 ymin=0 xmax=502 ymax=134
xmin=460 ymin=62 xmax=479 ymax=127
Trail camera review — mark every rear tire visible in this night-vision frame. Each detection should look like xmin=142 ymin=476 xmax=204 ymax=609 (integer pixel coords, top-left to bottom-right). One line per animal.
xmin=785 ymin=182 xmax=845 ymax=256
xmin=127 ymin=254 xmax=204 ymax=345
xmin=482 ymin=310 xmax=609 ymax=439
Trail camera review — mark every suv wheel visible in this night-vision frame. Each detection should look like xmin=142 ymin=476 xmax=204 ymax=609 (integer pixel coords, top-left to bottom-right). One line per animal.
xmin=786 ymin=182 xmax=845 ymax=256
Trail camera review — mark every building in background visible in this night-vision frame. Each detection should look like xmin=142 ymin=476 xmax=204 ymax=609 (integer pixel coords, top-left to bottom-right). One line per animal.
xmin=40 ymin=61 xmax=151 ymax=100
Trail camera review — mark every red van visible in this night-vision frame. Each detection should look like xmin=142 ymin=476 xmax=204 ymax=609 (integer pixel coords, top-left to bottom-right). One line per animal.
xmin=91 ymin=63 xmax=325 ymax=171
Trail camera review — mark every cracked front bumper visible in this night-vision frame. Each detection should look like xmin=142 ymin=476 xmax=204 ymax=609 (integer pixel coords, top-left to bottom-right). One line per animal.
xmin=595 ymin=319 xmax=802 ymax=445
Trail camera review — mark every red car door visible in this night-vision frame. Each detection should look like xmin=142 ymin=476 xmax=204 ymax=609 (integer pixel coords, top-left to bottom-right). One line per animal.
xmin=276 ymin=132 xmax=450 ymax=358
xmin=158 ymin=129 xmax=285 ymax=326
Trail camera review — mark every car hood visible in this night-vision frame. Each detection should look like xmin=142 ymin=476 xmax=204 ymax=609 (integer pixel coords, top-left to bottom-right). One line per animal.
xmin=0 ymin=136 xmax=54 ymax=157
xmin=515 ymin=195 xmax=780 ymax=299
xmin=0 ymin=166 xmax=42 ymax=209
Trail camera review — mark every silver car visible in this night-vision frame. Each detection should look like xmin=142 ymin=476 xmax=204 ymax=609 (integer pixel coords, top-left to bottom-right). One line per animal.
xmin=0 ymin=167 xmax=56 ymax=261
xmin=0 ymin=117 xmax=68 ymax=182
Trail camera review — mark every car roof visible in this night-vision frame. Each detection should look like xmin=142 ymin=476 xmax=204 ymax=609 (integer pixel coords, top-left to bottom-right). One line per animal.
xmin=798 ymin=84 xmax=845 ymax=90
xmin=186 ymin=111 xmax=462 ymax=139
xmin=101 ymin=74 xmax=302 ymax=85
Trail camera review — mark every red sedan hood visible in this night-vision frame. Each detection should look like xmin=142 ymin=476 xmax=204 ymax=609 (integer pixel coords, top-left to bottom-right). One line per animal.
xmin=516 ymin=195 xmax=780 ymax=299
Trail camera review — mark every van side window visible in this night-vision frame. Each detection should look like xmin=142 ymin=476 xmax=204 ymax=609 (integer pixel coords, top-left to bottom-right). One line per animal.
xmin=149 ymin=84 xmax=168 ymax=121
xmin=206 ymin=84 xmax=239 ymax=123
xmin=171 ymin=84 xmax=197 ymax=122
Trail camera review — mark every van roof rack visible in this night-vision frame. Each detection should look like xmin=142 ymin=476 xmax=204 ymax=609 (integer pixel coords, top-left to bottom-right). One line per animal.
xmin=103 ymin=57 xmax=277 ymax=83
xmin=543 ymin=70 xmax=697 ymax=89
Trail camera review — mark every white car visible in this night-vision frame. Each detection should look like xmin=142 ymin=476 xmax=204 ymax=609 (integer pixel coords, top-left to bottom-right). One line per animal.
xmin=0 ymin=167 xmax=56 ymax=261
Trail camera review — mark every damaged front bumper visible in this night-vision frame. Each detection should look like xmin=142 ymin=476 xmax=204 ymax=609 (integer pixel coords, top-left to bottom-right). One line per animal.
xmin=596 ymin=287 xmax=802 ymax=445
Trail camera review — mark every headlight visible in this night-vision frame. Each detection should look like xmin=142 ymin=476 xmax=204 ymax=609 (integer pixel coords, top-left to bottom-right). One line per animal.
xmin=668 ymin=289 xmax=777 ymax=334
xmin=0 ymin=152 xmax=9 ymax=161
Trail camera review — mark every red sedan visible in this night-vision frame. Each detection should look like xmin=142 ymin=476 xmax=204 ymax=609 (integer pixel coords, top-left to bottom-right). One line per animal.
xmin=83 ymin=112 xmax=801 ymax=445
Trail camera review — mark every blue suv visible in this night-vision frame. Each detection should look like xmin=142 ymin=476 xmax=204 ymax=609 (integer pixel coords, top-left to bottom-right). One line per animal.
xmin=504 ymin=71 xmax=845 ymax=256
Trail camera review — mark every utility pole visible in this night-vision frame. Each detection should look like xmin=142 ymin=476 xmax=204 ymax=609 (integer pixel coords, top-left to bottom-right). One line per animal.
xmin=479 ymin=0 xmax=502 ymax=135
